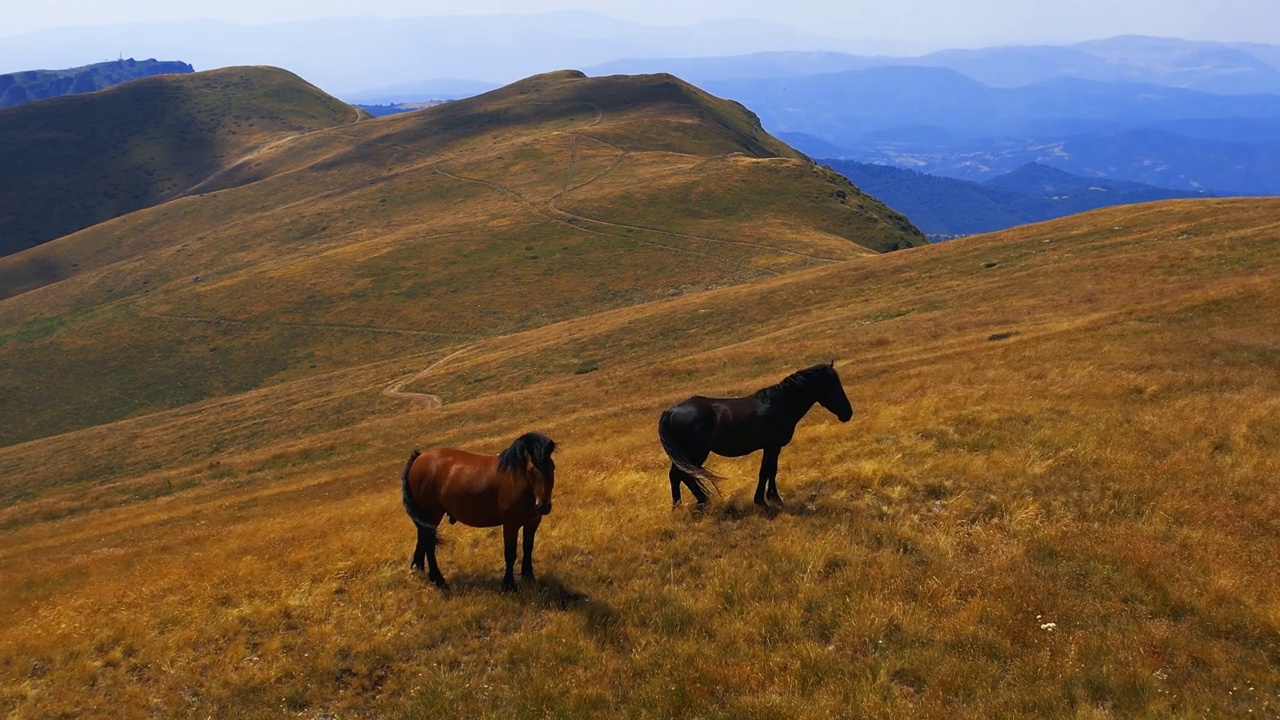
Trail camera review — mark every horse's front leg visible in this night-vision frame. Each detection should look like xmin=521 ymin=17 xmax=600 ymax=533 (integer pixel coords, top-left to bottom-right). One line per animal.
xmin=755 ymin=447 xmax=780 ymax=506
xmin=765 ymin=447 xmax=784 ymax=504
xmin=519 ymin=512 xmax=540 ymax=579
xmin=502 ymin=523 xmax=520 ymax=592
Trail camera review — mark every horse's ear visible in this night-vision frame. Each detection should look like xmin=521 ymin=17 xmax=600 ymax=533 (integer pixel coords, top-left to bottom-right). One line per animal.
xmin=829 ymin=358 xmax=837 ymax=368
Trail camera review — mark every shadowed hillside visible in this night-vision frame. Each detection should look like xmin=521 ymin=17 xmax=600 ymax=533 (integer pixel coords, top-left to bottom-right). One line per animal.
xmin=0 ymin=198 xmax=1275 ymax=717
xmin=0 ymin=65 xmax=362 ymax=257
xmin=0 ymin=68 xmax=923 ymax=446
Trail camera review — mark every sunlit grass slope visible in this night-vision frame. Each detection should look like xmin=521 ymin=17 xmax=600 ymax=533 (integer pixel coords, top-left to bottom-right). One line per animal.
xmin=1 ymin=198 xmax=1277 ymax=718
xmin=0 ymin=66 xmax=362 ymax=258
xmin=0 ymin=69 xmax=923 ymax=446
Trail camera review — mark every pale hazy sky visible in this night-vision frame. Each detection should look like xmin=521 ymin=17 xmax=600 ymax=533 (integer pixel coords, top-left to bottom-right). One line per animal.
xmin=6 ymin=0 xmax=1279 ymax=47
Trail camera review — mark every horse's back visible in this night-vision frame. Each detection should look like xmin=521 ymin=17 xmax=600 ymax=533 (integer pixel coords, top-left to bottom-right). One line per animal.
xmin=409 ymin=447 xmax=494 ymax=488
xmin=664 ymin=393 xmax=769 ymax=458
xmin=407 ymin=447 xmax=507 ymax=526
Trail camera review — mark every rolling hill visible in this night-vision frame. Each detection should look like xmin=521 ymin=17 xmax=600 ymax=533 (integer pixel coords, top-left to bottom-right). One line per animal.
xmin=0 ymin=67 xmax=923 ymax=447
xmin=0 ymin=65 xmax=363 ymax=257
xmin=0 ymin=196 xmax=1276 ymax=717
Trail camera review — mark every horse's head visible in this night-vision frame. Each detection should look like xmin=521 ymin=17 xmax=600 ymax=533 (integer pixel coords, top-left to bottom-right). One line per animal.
xmin=499 ymin=433 xmax=558 ymax=514
xmin=816 ymin=360 xmax=854 ymax=423
xmin=523 ymin=433 xmax=557 ymax=515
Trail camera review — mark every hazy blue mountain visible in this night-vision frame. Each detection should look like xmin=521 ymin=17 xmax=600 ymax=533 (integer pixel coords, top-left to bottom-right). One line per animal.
xmin=587 ymin=36 xmax=1280 ymax=95
xmin=823 ymin=160 xmax=1206 ymax=236
xmin=586 ymin=51 xmax=892 ymax=84
xmin=703 ymin=64 xmax=1280 ymax=194
xmin=982 ymin=162 xmax=1203 ymax=198
xmin=826 ymin=161 xmax=1038 ymax=236
xmin=703 ymin=68 xmax=1280 ymax=142
xmin=1144 ymin=117 xmax=1280 ymax=144
xmin=823 ymin=130 xmax=1280 ymax=194
xmin=1073 ymin=36 xmax=1280 ymax=94
xmin=911 ymin=45 xmax=1116 ymax=88
xmin=1232 ymin=42 xmax=1280 ymax=70
xmin=0 ymin=58 xmax=192 ymax=108
xmin=0 ymin=12 xmax=892 ymax=98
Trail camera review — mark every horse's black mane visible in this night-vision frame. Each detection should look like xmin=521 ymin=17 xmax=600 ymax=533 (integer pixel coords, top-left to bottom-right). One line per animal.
xmin=756 ymin=363 xmax=835 ymax=404
xmin=497 ymin=432 xmax=557 ymax=475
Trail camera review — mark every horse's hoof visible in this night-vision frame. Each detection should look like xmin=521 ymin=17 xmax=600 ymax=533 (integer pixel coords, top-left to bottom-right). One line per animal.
xmin=753 ymin=497 xmax=767 ymax=507
xmin=428 ymin=573 xmax=448 ymax=589
xmin=501 ymin=582 xmax=518 ymax=594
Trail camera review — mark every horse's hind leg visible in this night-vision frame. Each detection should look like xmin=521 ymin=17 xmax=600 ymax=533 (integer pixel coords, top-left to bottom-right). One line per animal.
xmin=412 ymin=526 xmax=429 ymax=571
xmin=756 ymin=447 xmax=781 ymax=506
xmin=670 ymin=465 xmax=708 ymax=506
xmin=413 ymin=524 xmax=448 ymax=588
xmin=681 ymin=473 xmax=709 ymax=505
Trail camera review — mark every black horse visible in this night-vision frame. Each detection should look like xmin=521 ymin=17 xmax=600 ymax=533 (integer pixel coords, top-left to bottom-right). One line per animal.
xmin=658 ymin=362 xmax=853 ymax=507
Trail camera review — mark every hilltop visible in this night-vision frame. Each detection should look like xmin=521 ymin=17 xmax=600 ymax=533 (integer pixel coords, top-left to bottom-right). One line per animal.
xmin=0 ymin=197 xmax=1275 ymax=717
xmin=0 ymin=57 xmax=194 ymax=109
xmin=0 ymin=65 xmax=362 ymax=257
xmin=0 ymin=67 xmax=923 ymax=446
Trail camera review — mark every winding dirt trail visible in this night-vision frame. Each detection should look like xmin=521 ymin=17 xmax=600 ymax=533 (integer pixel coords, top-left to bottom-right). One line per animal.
xmin=381 ymin=345 xmax=479 ymax=408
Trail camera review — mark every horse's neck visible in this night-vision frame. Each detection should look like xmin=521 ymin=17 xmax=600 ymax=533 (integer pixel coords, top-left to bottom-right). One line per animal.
xmin=497 ymin=466 xmax=530 ymax=506
xmin=771 ymin=384 xmax=818 ymax=423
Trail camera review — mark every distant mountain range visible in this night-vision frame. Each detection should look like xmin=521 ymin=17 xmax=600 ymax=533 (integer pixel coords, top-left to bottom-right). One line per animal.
xmin=588 ymin=35 xmax=1280 ymax=95
xmin=583 ymin=36 xmax=1280 ymax=196
xmin=0 ymin=58 xmax=192 ymax=108
xmin=822 ymin=160 xmax=1205 ymax=237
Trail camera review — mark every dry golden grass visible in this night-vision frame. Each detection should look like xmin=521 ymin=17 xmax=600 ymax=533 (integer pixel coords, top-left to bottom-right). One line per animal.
xmin=2 ymin=198 xmax=1278 ymax=718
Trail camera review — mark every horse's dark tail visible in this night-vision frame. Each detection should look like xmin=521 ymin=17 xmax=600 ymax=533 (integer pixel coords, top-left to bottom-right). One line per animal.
xmin=658 ymin=409 xmax=721 ymax=498
xmin=400 ymin=450 xmax=435 ymax=530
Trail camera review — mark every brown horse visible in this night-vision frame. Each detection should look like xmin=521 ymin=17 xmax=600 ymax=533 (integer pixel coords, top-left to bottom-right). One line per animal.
xmin=658 ymin=362 xmax=853 ymax=507
xmin=401 ymin=432 xmax=557 ymax=592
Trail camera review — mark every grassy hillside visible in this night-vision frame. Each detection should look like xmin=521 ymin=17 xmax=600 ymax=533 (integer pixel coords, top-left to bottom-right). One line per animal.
xmin=0 ymin=198 xmax=1277 ymax=717
xmin=0 ymin=69 xmax=923 ymax=447
xmin=0 ymin=65 xmax=362 ymax=257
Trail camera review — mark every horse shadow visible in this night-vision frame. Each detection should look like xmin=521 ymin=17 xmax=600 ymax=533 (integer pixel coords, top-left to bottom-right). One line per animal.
xmin=412 ymin=570 xmax=623 ymax=646
xmin=687 ymin=482 xmax=853 ymax=522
